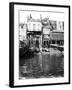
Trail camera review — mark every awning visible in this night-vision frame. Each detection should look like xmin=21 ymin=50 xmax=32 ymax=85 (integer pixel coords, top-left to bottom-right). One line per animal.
xmin=50 ymin=32 xmax=64 ymax=40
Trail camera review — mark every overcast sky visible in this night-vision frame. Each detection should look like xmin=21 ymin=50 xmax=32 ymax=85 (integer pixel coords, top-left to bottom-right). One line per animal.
xmin=19 ymin=10 xmax=64 ymax=23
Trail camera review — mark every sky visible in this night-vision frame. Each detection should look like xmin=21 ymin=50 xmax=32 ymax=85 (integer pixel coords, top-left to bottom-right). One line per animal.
xmin=19 ymin=10 xmax=64 ymax=23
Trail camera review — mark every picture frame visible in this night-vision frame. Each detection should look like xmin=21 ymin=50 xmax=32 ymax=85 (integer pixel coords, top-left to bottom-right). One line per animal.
xmin=9 ymin=2 xmax=70 ymax=87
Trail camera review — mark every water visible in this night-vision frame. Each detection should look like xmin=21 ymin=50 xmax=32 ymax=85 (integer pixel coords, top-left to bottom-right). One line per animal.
xmin=19 ymin=50 xmax=64 ymax=79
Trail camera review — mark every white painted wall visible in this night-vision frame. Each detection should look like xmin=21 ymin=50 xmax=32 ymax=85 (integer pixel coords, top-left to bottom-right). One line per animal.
xmin=19 ymin=25 xmax=27 ymax=41
xmin=57 ymin=21 xmax=64 ymax=31
xmin=27 ymin=21 xmax=42 ymax=31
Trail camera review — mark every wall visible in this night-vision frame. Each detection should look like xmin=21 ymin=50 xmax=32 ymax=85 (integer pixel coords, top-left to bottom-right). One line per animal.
xmin=0 ymin=0 xmax=71 ymax=90
xmin=19 ymin=24 xmax=27 ymax=41
xmin=57 ymin=21 xmax=64 ymax=30
xmin=27 ymin=21 xmax=42 ymax=31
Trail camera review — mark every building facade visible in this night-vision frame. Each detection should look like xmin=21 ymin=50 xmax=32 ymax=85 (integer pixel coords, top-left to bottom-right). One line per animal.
xmin=56 ymin=21 xmax=64 ymax=31
xmin=27 ymin=14 xmax=42 ymax=52
xmin=19 ymin=23 xmax=27 ymax=41
xmin=19 ymin=15 xmax=64 ymax=53
xmin=42 ymin=18 xmax=52 ymax=50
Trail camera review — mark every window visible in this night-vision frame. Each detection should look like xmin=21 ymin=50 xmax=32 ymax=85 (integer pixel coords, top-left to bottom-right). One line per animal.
xmin=52 ymin=40 xmax=55 ymax=44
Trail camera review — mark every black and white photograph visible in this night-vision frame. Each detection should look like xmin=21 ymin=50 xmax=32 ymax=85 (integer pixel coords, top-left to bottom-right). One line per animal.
xmin=9 ymin=2 xmax=70 ymax=87
xmin=19 ymin=10 xmax=64 ymax=79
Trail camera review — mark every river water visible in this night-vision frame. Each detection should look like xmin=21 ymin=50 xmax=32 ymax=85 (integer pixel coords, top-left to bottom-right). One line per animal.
xmin=19 ymin=49 xmax=64 ymax=79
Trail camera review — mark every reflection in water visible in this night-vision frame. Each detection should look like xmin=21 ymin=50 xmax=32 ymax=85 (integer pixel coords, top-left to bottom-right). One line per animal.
xmin=19 ymin=51 xmax=64 ymax=79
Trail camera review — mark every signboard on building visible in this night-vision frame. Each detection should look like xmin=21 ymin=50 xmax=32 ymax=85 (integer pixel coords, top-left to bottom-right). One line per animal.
xmin=43 ymin=28 xmax=50 ymax=34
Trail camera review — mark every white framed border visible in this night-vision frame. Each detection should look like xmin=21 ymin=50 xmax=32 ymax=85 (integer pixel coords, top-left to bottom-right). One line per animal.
xmin=10 ymin=3 xmax=70 ymax=87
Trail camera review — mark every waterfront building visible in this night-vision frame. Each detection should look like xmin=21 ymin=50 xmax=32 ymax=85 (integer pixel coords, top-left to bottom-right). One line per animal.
xmin=42 ymin=18 xmax=52 ymax=49
xmin=27 ymin=14 xmax=42 ymax=52
xmin=50 ymin=30 xmax=64 ymax=51
xmin=19 ymin=23 xmax=27 ymax=41
xmin=56 ymin=21 xmax=64 ymax=31
xmin=19 ymin=15 xmax=64 ymax=53
xmin=50 ymin=20 xmax=64 ymax=49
